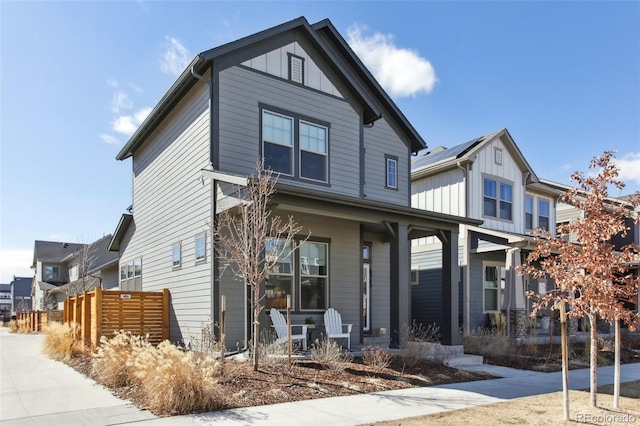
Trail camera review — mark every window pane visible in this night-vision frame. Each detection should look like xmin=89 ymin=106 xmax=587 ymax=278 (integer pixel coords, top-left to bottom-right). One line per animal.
xmin=300 ymin=122 xmax=326 ymax=153
xmin=525 ymin=196 xmax=533 ymax=214
xmin=134 ymin=258 xmax=142 ymax=277
xmin=539 ymin=216 xmax=549 ymax=231
xmin=484 ymin=197 xmax=497 ymax=217
xmin=484 ymin=288 xmax=498 ymax=311
xmin=264 ymin=142 xmax=292 ymax=175
xmin=484 ymin=179 xmax=496 ymax=198
xmin=127 ymin=263 xmax=134 ymax=278
xmin=265 ymin=276 xmax=292 ymax=310
xmin=300 ymin=242 xmax=327 ymax=275
xmin=120 ymin=266 xmax=127 ymax=280
xmin=173 ymin=245 xmax=181 ymax=267
xmin=301 ymin=277 xmax=326 ymax=310
xmin=539 ymin=199 xmax=549 ymax=217
xmin=300 ymin=150 xmax=326 ymax=182
xmin=500 ymin=183 xmax=512 ymax=202
xmin=500 ymin=200 xmax=512 ymax=220
xmin=525 ymin=213 xmax=533 ymax=230
xmin=263 ymin=111 xmax=292 ymax=145
xmin=196 ymin=236 xmax=205 ymax=260
xmin=387 ymin=159 xmax=397 ymax=188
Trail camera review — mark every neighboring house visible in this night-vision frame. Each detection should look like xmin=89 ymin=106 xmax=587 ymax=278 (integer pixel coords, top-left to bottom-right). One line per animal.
xmin=31 ymin=237 xmax=119 ymax=310
xmin=31 ymin=240 xmax=85 ymax=310
xmin=542 ymin=179 xmax=640 ymax=326
xmin=10 ymin=276 xmax=32 ymax=315
xmin=109 ymin=17 xmax=478 ymax=348
xmin=0 ymin=284 xmax=11 ymax=320
xmin=411 ymin=129 xmax=562 ymax=338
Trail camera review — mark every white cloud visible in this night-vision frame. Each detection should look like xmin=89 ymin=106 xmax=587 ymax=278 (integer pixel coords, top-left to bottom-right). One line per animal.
xmin=347 ymin=24 xmax=437 ymax=98
xmin=111 ymin=90 xmax=133 ymax=113
xmin=0 ymin=249 xmax=33 ymax=283
xmin=107 ymin=78 xmax=119 ymax=88
xmin=99 ymin=134 xmax=120 ymax=145
xmin=160 ymin=36 xmax=191 ymax=76
xmin=111 ymin=107 xmax=153 ymax=137
xmin=615 ymin=152 xmax=640 ymax=186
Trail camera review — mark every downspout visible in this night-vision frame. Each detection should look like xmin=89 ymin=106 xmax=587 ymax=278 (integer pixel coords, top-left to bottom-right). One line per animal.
xmin=191 ymin=65 xmax=223 ymax=347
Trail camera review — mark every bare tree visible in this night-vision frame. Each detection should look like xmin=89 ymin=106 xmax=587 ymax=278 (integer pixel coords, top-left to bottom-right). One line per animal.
xmin=214 ymin=161 xmax=307 ymax=371
xmin=520 ymin=151 xmax=639 ymax=411
xmin=67 ymin=242 xmax=98 ymax=297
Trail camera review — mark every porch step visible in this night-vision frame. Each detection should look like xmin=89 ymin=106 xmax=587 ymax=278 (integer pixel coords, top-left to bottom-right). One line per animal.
xmin=444 ymin=354 xmax=484 ymax=367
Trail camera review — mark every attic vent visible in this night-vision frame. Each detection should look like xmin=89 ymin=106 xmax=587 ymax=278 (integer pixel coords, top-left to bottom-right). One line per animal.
xmin=288 ymin=54 xmax=304 ymax=84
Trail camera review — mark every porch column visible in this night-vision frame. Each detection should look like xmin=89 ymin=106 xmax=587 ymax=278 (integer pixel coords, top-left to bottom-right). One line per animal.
xmin=504 ymin=247 xmax=527 ymax=338
xmin=440 ymin=230 xmax=460 ymax=345
xmin=389 ymin=222 xmax=410 ymax=348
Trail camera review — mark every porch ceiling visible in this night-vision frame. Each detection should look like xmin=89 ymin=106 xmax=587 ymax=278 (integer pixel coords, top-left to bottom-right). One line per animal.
xmin=272 ymin=184 xmax=481 ymax=238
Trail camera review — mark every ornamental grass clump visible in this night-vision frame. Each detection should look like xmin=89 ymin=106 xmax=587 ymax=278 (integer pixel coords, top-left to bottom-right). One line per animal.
xmin=362 ymin=345 xmax=393 ymax=373
xmin=92 ymin=331 xmax=152 ymax=388
xmin=42 ymin=322 xmax=85 ymax=361
xmin=309 ymin=339 xmax=353 ymax=372
xmin=131 ymin=340 xmax=223 ymax=415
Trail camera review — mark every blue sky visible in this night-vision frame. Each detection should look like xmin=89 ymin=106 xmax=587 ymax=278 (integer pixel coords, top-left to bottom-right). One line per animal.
xmin=1 ymin=1 xmax=639 ymax=282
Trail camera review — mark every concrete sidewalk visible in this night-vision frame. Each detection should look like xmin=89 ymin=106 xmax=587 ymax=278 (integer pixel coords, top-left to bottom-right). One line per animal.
xmin=1 ymin=327 xmax=638 ymax=426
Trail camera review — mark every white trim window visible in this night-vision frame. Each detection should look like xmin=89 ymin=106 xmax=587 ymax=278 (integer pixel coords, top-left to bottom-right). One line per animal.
xmin=119 ymin=258 xmax=142 ymax=291
xmin=525 ymin=195 xmax=534 ymax=230
xmin=172 ymin=243 xmax=181 ymax=268
xmin=538 ymin=199 xmax=550 ymax=231
xmin=195 ymin=234 xmax=206 ymax=262
xmin=299 ymin=121 xmax=328 ymax=182
xmin=483 ymin=178 xmax=512 ymax=221
xmin=299 ymin=241 xmax=328 ymax=310
xmin=483 ymin=262 xmax=505 ymax=312
xmin=262 ymin=110 xmax=293 ymax=176
xmin=265 ymin=238 xmax=294 ymax=310
xmin=385 ymin=155 xmax=398 ymax=189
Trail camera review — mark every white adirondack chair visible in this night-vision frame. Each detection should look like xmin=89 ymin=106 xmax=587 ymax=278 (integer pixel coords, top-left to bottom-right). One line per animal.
xmin=269 ymin=308 xmax=308 ymax=351
xmin=323 ymin=307 xmax=353 ymax=349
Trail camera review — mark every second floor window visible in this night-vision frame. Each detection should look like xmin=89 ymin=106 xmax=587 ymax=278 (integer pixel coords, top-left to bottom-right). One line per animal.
xmin=538 ymin=199 xmax=550 ymax=231
xmin=195 ymin=234 xmax=206 ymax=262
xmin=172 ymin=243 xmax=181 ymax=268
xmin=386 ymin=156 xmax=398 ymax=189
xmin=44 ymin=265 xmax=59 ymax=281
xmin=483 ymin=178 xmax=512 ymax=221
xmin=262 ymin=108 xmax=329 ymax=184
xmin=525 ymin=196 xmax=534 ymax=230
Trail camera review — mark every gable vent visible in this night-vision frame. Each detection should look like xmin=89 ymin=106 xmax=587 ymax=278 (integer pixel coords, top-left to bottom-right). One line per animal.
xmin=289 ymin=55 xmax=304 ymax=84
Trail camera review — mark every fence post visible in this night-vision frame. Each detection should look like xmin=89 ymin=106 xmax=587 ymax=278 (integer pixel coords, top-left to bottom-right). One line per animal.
xmin=83 ymin=291 xmax=91 ymax=346
xmin=162 ymin=289 xmax=169 ymax=342
xmin=93 ymin=287 xmax=102 ymax=348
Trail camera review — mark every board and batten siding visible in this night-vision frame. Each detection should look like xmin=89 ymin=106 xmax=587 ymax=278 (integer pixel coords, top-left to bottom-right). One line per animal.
xmin=363 ymin=118 xmax=411 ymax=206
xmin=241 ymin=42 xmax=342 ymax=98
xmin=411 ymin=168 xmax=465 ymax=216
xmin=122 ymin=79 xmax=213 ymax=343
xmin=217 ymin=66 xmax=362 ymax=198
xmin=468 ymin=138 xmax=525 ymax=233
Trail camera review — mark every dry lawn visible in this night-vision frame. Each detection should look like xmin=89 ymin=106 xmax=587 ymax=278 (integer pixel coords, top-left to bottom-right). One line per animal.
xmin=369 ymin=381 xmax=640 ymax=425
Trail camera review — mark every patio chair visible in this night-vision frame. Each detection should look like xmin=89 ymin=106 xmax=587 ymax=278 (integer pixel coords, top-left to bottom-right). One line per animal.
xmin=323 ymin=307 xmax=353 ymax=349
xmin=269 ymin=308 xmax=308 ymax=351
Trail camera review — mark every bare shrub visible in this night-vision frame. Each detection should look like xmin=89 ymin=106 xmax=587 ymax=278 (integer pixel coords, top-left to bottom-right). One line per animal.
xmin=362 ymin=345 xmax=392 ymax=372
xmin=309 ymin=339 xmax=353 ymax=372
xmin=399 ymin=342 xmax=428 ymax=368
xmin=256 ymin=330 xmax=289 ymax=369
xmin=132 ymin=341 xmax=223 ymax=415
xmin=42 ymin=322 xmax=85 ymax=361
xmin=8 ymin=320 xmax=17 ymax=333
xmin=408 ymin=320 xmax=441 ymax=343
xmin=92 ymin=331 xmax=152 ymax=388
xmin=461 ymin=329 xmax=513 ymax=358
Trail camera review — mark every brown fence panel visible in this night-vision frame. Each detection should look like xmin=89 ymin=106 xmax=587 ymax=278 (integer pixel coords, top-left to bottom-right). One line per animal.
xmin=63 ymin=288 xmax=169 ymax=347
xmin=15 ymin=310 xmax=62 ymax=332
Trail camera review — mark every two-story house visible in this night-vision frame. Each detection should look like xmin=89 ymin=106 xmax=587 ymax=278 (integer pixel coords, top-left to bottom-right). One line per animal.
xmin=108 ymin=17 xmax=479 ymax=348
xmin=31 ymin=240 xmax=85 ymax=310
xmin=0 ymin=284 xmax=11 ymax=321
xmin=411 ymin=129 xmax=562 ymax=338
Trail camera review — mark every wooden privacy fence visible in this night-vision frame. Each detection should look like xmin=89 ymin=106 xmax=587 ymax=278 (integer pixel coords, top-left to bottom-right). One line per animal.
xmin=63 ymin=287 xmax=169 ymax=347
xmin=15 ymin=310 xmax=63 ymax=332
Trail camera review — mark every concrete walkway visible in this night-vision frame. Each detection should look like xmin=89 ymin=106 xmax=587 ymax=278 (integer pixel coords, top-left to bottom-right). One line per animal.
xmin=1 ymin=327 xmax=638 ymax=426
